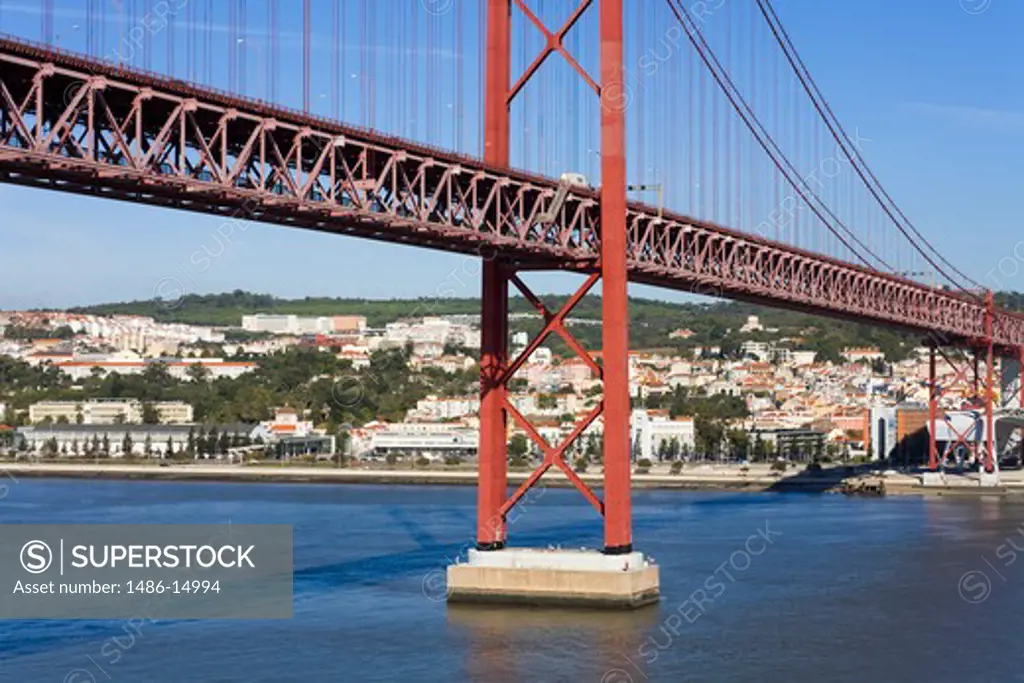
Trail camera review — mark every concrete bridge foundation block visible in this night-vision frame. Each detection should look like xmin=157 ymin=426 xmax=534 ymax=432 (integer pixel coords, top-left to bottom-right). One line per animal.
xmin=447 ymin=548 xmax=659 ymax=609
xmin=980 ymin=470 xmax=1001 ymax=487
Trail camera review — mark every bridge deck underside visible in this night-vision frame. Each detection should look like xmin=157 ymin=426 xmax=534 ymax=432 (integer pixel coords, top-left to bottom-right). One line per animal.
xmin=1 ymin=37 xmax=1022 ymax=350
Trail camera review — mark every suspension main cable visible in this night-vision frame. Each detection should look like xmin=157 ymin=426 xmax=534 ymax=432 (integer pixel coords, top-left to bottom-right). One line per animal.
xmin=663 ymin=0 xmax=889 ymax=271
xmin=755 ymin=0 xmax=982 ymax=295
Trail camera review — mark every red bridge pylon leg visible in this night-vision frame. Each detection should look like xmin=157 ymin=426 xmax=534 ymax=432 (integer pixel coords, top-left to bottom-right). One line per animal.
xmin=928 ymin=345 xmax=938 ymax=471
xmin=984 ymin=291 xmax=995 ymax=473
xmin=477 ymin=260 xmax=509 ymax=549
xmin=599 ymin=0 xmax=632 ymax=555
xmin=476 ymin=0 xmax=511 ymax=551
xmin=1019 ymin=346 xmax=1024 ymax=463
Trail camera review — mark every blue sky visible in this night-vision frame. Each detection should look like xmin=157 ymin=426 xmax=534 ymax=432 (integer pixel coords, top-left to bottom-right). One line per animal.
xmin=0 ymin=0 xmax=1021 ymax=309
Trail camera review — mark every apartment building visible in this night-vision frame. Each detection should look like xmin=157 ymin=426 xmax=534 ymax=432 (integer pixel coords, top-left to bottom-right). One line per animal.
xmin=29 ymin=399 xmax=194 ymax=425
xmin=242 ymin=314 xmax=366 ymax=335
xmin=630 ymin=409 xmax=696 ymax=462
xmin=52 ymin=358 xmax=255 ymax=381
xmin=369 ymin=422 xmax=478 ymax=459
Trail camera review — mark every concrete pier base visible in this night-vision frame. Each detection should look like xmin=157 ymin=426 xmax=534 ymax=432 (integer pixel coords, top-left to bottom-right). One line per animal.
xmin=446 ymin=548 xmax=659 ymax=609
xmin=980 ymin=470 xmax=1001 ymax=487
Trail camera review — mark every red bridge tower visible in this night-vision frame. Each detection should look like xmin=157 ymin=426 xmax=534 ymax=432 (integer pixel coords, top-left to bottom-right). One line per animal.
xmin=448 ymin=0 xmax=658 ymax=608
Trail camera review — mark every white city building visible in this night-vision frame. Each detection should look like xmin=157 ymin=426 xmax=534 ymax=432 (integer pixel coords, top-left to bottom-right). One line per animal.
xmin=242 ymin=314 xmax=322 ymax=335
xmin=51 ymin=357 xmax=256 ymax=381
xmin=29 ymin=399 xmax=194 ymax=425
xmin=250 ymin=407 xmax=336 ymax=457
xmin=407 ymin=395 xmax=480 ymax=422
xmin=842 ymin=347 xmax=885 ymax=364
xmin=630 ymin=409 xmax=696 ymax=461
xmin=786 ymin=350 xmax=818 ymax=366
xmin=369 ymin=422 xmax=478 ymax=459
xmin=740 ymin=315 xmax=764 ymax=333
xmin=740 ymin=341 xmax=772 ymax=362
xmin=382 ymin=317 xmax=481 ymax=350
xmin=67 ymin=315 xmax=224 ymax=351
xmin=18 ymin=424 xmax=201 ymax=457
xmin=242 ymin=314 xmax=366 ymax=336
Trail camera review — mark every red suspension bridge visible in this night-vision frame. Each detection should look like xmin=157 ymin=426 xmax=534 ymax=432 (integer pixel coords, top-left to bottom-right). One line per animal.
xmin=0 ymin=0 xmax=1021 ymax=564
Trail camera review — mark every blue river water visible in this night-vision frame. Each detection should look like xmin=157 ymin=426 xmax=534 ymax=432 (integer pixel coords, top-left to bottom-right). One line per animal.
xmin=2 ymin=479 xmax=1024 ymax=682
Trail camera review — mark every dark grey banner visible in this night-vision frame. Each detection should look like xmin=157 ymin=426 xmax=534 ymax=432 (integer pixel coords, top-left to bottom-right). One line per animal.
xmin=0 ymin=525 xmax=292 ymax=619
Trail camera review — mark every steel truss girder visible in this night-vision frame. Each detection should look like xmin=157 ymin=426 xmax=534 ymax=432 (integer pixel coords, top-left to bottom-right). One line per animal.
xmin=2 ymin=37 xmax=1024 ymax=350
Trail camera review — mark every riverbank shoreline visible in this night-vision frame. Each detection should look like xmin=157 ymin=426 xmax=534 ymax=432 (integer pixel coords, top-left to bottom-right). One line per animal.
xmin=0 ymin=461 xmax=785 ymax=491
xmin=2 ymin=461 xmax=1019 ymax=496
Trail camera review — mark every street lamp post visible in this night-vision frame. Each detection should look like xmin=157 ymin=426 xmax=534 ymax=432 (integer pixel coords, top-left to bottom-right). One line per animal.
xmin=588 ymin=150 xmax=664 ymax=219
xmin=628 ymin=183 xmax=663 ymax=219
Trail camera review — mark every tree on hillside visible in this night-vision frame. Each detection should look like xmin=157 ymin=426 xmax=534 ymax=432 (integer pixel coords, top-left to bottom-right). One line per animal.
xmin=695 ymin=415 xmax=724 ymax=458
xmin=667 ymin=436 xmax=681 ymax=461
xmin=142 ymin=362 xmax=173 ymax=395
xmin=753 ymin=434 xmax=767 ymax=461
xmin=206 ymin=427 xmax=220 ymax=457
xmin=187 ymin=364 xmax=210 ymax=383
xmin=508 ymin=434 xmax=529 ymax=459
xmin=218 ymin=431 xmax=231 ymax=455
xmin=726 ymin=429 xmax=749 ymax=460
xmin=142 ymin=402 xmax=160 ymax=424
xmin=656 ymin=439 xmax=669 ymax=462
xmin=680 ymin=442 xmax=692 ymax=461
